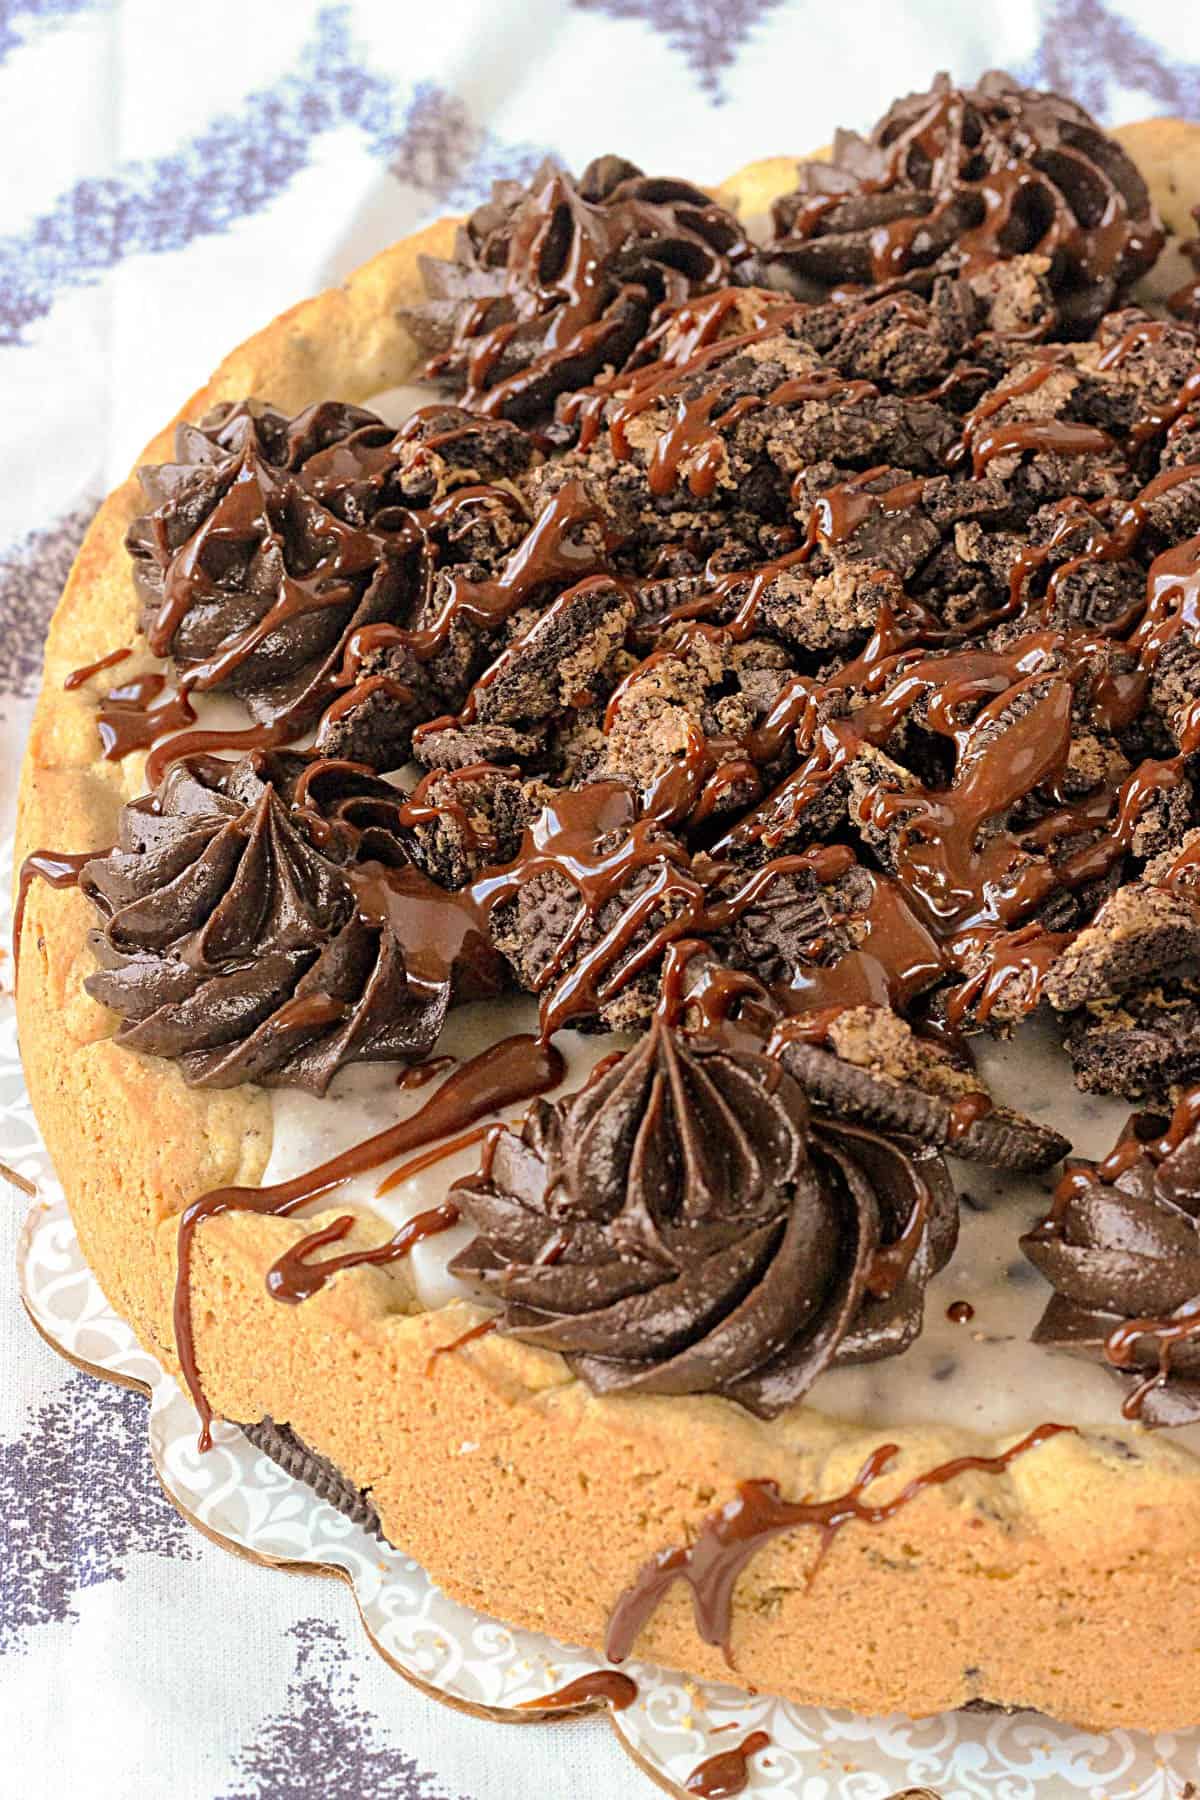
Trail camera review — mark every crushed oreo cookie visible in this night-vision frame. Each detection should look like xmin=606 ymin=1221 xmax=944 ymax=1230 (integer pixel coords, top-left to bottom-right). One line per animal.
xmin=31 ymin=76 xmax=1200 ymax=1426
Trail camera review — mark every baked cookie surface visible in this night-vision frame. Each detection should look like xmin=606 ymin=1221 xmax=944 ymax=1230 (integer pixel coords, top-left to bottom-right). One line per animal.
xmin=16 ymin=77 xmax=1200 ymax=1731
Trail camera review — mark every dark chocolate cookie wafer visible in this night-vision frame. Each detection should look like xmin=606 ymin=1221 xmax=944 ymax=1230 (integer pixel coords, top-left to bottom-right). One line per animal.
xmin=775 ymin=1035 xmax=1069 ymax=1170
xmin=240 ymin=1417 xmax=383 ymax=1537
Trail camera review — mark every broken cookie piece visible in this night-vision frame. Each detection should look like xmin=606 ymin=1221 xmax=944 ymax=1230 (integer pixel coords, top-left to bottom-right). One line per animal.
xmin=1044 ymin=881 xmax=1200 ymax=1013
xmin=599 ymin=624 xmax=797 ymax=823
xmin=772 ymin=1005 xmax=1069 ymax=1169
xmin=1065 ymin=982 xmax=1200 ymax=1101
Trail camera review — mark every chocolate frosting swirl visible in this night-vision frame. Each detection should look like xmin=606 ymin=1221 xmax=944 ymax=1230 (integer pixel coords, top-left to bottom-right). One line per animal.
xmin=79 ymin=753 xmax=468 ymax=1092
xmin=126 ymin=400 xmax=447 ymax=741
xmin=450 ymin=1023 xmax=957 ymax=1415
xmin=1022 ymin=1093 xmax=1200 ymax=1426
xmin=403 ymin=155 xmax=751 ymax=423
xmin=760 ymin=70 xmax=1163 ymax=334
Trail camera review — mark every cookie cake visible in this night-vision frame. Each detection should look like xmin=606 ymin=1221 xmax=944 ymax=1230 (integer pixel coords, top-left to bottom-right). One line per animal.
xmin=15 ymin=69 xmax=1200 ymax=1733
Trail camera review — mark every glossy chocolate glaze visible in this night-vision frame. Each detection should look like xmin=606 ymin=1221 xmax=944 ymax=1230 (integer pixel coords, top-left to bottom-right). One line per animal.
xmin=515 ymin=1669 xmax=638 ymax=1712
xmin=685 ymin=1730 xmax=771 ymax=1797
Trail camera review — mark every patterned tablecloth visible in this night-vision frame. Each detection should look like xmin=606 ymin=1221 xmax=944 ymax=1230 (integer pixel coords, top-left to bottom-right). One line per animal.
xmin=2 ymin=4 xmax=1197 ymax=1796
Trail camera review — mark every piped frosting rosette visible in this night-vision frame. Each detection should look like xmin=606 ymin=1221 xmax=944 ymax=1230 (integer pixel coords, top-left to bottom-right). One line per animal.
xmin=1022 ymin=1091 xmax=1200 ymax=1426
xmin=78 ymin=753 xmax=502 ymax=1091
xmin=451 ymin=1022 xmax=957 ymax=1416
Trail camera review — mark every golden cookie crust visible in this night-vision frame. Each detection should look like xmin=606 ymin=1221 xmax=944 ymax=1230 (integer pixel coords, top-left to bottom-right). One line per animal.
xmin=16 ymin=127 xmax=1200 ymax=1733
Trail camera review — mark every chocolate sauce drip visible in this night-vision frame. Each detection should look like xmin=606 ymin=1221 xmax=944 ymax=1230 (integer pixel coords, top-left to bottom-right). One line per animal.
xmin=685 ymin=1730 xmax=771 ymax=1797
xmin=174 ymin=1033 xmax=562 ymax=1447
xmin=516 ymin=1670 xmax=638 ymax=1713
xmin=376 ymin=1124 xmax=490 ymax=1195
xmin=265 ymin=1201 xmax=461 ymax=1304
xmin=396 ymin=1054 xmax=458 ymax=1090
xmin=63 ymin=646 xmax=131 ymax=689
xmin=425 ymin=1314 xmax=500 ymax=1374
xmin=450 ymin=1022 xmax=956 ymax=1413
xmin=605 ymin=1422 xmax=1070 ymax=1663
xmin=13 ymin=849 xmax=96 ymax=979
xmin=97 ymin=671 xmax=196 ymax=760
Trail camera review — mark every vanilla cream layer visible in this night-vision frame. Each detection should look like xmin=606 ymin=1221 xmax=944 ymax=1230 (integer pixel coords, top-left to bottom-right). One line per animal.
xmin=262 ymin=1006 xmax=1200 ymax=1453
xmin=266 ymin=998 xmax=628 ymax=1311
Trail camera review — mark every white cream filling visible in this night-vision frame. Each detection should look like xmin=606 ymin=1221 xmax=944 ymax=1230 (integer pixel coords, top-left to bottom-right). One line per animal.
xmin=262 ymin=1008 xmax=1200 ymax=1452
xmin=369 ymin=383 xmax=444 ymax=426
xmin=265 ymin=997 xmax=629 ymax=1311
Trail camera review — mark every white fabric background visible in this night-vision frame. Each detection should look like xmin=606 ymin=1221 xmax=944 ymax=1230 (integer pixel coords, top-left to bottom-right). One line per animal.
xmin=1 ymin=3 xmax=1196 ymax=1794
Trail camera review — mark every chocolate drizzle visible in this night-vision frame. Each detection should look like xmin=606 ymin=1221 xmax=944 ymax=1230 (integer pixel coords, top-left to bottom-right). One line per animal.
xmin=175 ymin=1033 xmax=563 ymax=1447
xmin=516 ymin=1670 xmax=638 ymax=1713
xmin=265 ymin=1201 xmax=461 ymax=1305
xmin=13 ymin=849 xmax=96 ymax=980
xmin=450 ymin=1023 xmax=956 ymax=1414
xmin=64 ymin=645 xmax=131 ymax=689
xmin=761 ymin=71 xmax=1163 ymax=333
xmin=1023 ymin=1088 xmax=1200 ymax=1424
xmin=425 ymin=1315 xmax=499 ymax=1374
xmin=605 ymin=1422 xmax=1070 ymax=1663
